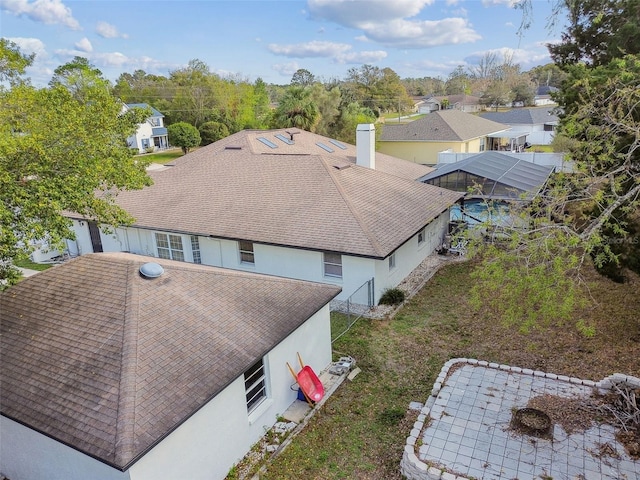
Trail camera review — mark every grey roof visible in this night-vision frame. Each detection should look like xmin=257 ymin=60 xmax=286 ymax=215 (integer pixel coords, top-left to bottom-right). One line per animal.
xmin=125 ymin=102 xmax=164 ymax=118
xmin=0 ymin=253 xmax=341 ymax=470
xmin=92 ymin=129 xmax=460 ymax=259
xmin=420 ymin=151 xmax=554 ymax=197
xmin=151 ymin=127 xmax=167 ymax=136
xmin=380 ymin=110 xmax=508 ymax=142
xmin=479 ymin=107 xmax=559 ymax=126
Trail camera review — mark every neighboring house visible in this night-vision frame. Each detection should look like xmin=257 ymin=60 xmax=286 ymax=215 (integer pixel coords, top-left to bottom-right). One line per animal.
xmin=123 ymin=103 xmax=169 ymax=153
xmin=534 ymin=85 xmax=559 ymax=106
xmin=419 ymin=95 xmax=483 ymax=114
xmin=62 ymin=125 xmax=462 ymax=305
xmin=378 ymin=110 xmax=509 ymax=165
xmin=479 ymin=107 xmax=559 ymax=145
xmin=0 ymin=252 xmax=341 ymax=480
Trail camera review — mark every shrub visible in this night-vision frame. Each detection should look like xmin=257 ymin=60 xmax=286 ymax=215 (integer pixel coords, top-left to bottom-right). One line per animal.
xmin=378 ymin=288 xmax=405 ymax=306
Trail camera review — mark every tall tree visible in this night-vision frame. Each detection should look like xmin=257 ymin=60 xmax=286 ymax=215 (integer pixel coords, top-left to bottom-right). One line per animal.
xmin=0 ymin=48 xmax=152 ymax=285
xmin=49 ymin=56 xmax=108 ymax=102
xmin=548 ymin=0 xmax=640 ymax=67
xmin=0 ymin=38 xmax=35 ymax=86
xmin=270 ymin=86 xmax=319 ymax=131
xmin=469 ymin=1 xmax=640 ymax=332
xmin=290 ymin=68 xmax=316 ymax=87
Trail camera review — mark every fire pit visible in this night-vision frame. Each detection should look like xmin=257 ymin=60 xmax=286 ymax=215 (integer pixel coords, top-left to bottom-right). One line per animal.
xmin=511 ymin=407 xmax=553 ymax=438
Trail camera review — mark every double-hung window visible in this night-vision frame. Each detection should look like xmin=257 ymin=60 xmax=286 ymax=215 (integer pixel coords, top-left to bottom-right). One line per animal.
xmin=389 ymin=253 xmax=396 ymax=270
xmin=323 ymin=252 xmax=342 ymax=278
xmin=239 ymin=241 xmax=255 ymax=265
xmin=244 ymin=359 xmax=267 ymax=413
xmin=155 ymin=233 xmax=185 ymax=261
xmin=191 ymin=236 xmax=202 ymax=264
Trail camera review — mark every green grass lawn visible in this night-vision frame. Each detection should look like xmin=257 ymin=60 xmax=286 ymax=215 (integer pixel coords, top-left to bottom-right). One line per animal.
xmin=14 ymin=259 xmax=53 ymax=271
xmin=139 ymin=148 xmax=186 ymax=164
xmin=255 ymin=260 xmax=640 ymax=480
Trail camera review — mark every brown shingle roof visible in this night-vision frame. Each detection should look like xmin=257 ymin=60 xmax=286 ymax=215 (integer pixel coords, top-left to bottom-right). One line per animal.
xmin=380 ymin=110 xmax=508 ymax=142
xmin=0 ymin=253 xmax=340 ymax=469
xmin=105 ymin=129 xmax=459 ymax=259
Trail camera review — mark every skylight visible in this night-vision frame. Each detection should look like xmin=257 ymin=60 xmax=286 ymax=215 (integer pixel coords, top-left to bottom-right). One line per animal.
xmin=275 ymin=134 xmax=294 ymax=145
xmin=316 ymin=142 xmax=334 ymax=153
xmin=329 ymin=139 xmax=347 ymax=150
xmin=258 ymin=137 xmax=278 ymax=149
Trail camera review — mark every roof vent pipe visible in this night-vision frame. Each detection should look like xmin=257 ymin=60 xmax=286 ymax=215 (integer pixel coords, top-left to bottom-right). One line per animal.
xmin=356 ymin=124 xmax=375 ymax=169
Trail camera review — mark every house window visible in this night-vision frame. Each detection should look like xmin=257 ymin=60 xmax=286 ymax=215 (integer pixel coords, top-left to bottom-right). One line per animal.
xmin=323 ymin=252 xmax=342 ymax=278
xmin=244 ymin=358 xmax=267 ymax=413
xmin=155 ymin=233 xmax=185 ymax=261
xmin=239 ymin=241 xmax=255 ymax=264
xmin=191 ymin=236 xmax=201 ymax=264
xmin=418 ymin=228 xmax=426 ymax=245
xmin=389 ymin=253 xmax=396 ymax=270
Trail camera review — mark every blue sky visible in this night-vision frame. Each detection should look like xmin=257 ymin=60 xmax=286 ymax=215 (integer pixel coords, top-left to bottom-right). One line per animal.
xmin=1 ymin=0 xmax=565 ymax=87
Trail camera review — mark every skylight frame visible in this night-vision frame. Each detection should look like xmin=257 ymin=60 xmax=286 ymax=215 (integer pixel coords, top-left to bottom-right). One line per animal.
xmin=257 ymin=137 xmax=278 ymax=149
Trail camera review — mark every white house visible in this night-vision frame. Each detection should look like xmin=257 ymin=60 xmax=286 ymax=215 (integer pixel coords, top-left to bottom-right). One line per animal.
xmin=63 ymin=125 xmax=462 ymax=305
xmin=123 ymin=103 xmax=169 ymax=153
xmin=0 ymin=252 xmax=341 ymax=480
xmin=479 ymin=107 xmax=559 ymax=145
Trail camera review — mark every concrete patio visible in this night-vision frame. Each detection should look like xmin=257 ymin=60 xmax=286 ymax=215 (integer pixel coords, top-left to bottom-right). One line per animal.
xmin=402 ymin=359 xmax=640 ymax=480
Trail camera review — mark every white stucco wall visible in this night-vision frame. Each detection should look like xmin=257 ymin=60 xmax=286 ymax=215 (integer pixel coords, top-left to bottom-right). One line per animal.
xmin=126 ymin=123 xmax=154 ymax=153
xmin=374 ymin=213 xmax=448 ymax=298
xmin=0 ymin=416 xmax=130 ymax=480
xmin=68 ymin=216 xmax=449 ymax=305
xmin=128 ymin=304 xmax=332 ymax=480
xmin=1 ymin=306 xmax=332 ymax=480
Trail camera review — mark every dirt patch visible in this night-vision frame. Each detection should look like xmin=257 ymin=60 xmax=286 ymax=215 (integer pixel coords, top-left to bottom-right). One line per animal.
xmin=523 ymin=391 xmax=640 ymax=459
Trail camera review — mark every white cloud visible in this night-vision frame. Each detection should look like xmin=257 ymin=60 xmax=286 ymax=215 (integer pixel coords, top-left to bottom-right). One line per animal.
xmin=360 ymin=17 xmax=481 ymax=47
xmin=481 ymin=0 xmax=519 ymax=6
xmin=7 ymin=36 xmax=47 ymax=58
xmin=308 ymin=0 xmax=434 ymax=25
xmin=95 ymin=21 xmax=128 ymax=39
xmin=268 ymin=40 xmax=387 ymax=66
xmin=268 ymin=40 xmax=352 ymax=58
xmin=74 ymin=37 xmax=92 ymax=53
xmin=404 ymin=57 xmax=465 ymax=76
xmin=272 ymin=61 xmax=300 ymax=77
xmin=335 ymin=50 xmax=387 ymax=64
xmin=0 ymin=0 xmax=80 ymax=30
xmin=307 ymin=0 xmax=480 ymax=48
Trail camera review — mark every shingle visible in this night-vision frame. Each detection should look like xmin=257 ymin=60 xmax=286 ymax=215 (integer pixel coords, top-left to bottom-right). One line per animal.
xmin=103 ymin=129 xmax=458 ymax=259
xmin=380 ymin=110 xmax=508 ymax=142
xmin=479 ymin=107 xmax=559 ymax=126
xmin=0 ymin=253 xmax=341 ymax=469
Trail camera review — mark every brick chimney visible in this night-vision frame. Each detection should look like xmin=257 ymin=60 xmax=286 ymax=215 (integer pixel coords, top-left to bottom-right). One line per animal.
xmin=356 ymin=123 xmax=375 ymax=169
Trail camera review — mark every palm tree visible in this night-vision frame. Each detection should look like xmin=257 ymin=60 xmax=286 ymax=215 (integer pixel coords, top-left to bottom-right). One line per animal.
xmin=271 ymin=86 xmax=319 ymax=131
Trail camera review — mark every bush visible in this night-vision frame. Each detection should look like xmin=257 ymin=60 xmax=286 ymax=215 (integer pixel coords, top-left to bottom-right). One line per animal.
xmin=378 ymin=288 xmax=406 ymax=306
xmin=145 ymin=146 xmax=155 ymax=154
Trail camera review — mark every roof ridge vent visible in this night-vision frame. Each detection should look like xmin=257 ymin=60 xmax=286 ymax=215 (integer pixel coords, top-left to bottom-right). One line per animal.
xmin=139 ymin=262 xmax=164 ymax=279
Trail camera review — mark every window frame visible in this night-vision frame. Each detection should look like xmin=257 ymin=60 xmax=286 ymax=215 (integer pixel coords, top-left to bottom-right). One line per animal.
xmin=244 ymin=358 xmax=267 ymax=413
xmin=417 ymin=228 xmax=426 ymax=245
xmin=154 ymin=232 xmax=185 ymax=261
xmin=323 ymin=252 xmax=343 ymax=278
xmin=191 ymin=235 xmax=202 ymax=264
xmin=388 ymin=253 xmax=396 ymax=270
xmin=239 ymin=240 xmax=255 ymax=265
